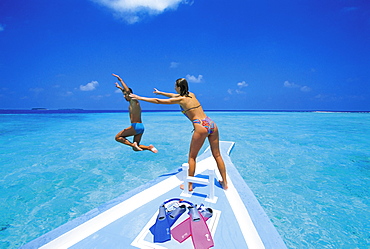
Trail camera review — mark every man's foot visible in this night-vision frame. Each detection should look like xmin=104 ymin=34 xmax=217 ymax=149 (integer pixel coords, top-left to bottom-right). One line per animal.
xmin=219 ymin=180 xmax=228 ymax=190
xmin=180 ymin=184 xmax=193 ymax=192
xmin=132 ymin=142 xmax=143 ymax=151
xmin=148 ymin=145 xmax=158 ymax=153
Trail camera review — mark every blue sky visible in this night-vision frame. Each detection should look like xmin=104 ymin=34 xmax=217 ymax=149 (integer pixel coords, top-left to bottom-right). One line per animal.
xmin=0 ymin=0 xmax=369 ymax=111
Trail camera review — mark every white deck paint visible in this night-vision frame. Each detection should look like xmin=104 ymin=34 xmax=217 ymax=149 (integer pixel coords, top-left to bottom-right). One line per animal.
xmin=38 ymin=141 xmax=266 ymax=249
xmin=40 ymin=176 xmax=183 ymax=249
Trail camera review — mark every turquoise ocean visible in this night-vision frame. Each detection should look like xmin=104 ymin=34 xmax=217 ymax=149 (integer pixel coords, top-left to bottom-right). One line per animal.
xmin=0 ymin=111 xmax=369 ymax=248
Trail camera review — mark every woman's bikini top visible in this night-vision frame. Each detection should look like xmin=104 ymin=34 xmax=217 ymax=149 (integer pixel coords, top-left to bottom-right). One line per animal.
xmin=180 ymin=104 xmax=201 ymax=114
xmin=180 ymin=105 xmax=202 ymax=121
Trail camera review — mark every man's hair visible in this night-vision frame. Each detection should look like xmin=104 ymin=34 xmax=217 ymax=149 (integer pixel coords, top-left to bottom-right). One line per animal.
xmin=124 ymin=88 xmax=133 ymax=94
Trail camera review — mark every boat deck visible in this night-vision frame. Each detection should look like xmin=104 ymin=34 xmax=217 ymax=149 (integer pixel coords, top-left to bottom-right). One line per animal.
xmin=22 ymin=141 xmax=286 ymax=249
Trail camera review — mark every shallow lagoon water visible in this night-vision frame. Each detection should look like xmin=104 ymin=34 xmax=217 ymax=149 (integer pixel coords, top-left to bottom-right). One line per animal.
xmin=0 ymin=111 xmax=369 ymax=248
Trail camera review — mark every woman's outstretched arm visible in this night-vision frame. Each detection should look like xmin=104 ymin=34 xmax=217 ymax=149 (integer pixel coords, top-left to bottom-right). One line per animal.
xmin=153 ymin=88 xmax=179 ymax=98
xmin=130 ymin=93 xmax=182 ymax=105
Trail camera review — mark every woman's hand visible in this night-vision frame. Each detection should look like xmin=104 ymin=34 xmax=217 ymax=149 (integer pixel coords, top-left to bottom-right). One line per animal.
xmin=129 ymin=93 xmax=140 ymax=100
xmin=153 ymin=88 xmax=160 ymax=95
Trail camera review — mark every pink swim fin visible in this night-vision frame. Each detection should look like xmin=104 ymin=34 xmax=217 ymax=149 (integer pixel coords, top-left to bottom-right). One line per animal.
xmin=171 ymin=206 xmax=213 ymax=244
xmin=189 ymin=206 xmax=214 ymax=249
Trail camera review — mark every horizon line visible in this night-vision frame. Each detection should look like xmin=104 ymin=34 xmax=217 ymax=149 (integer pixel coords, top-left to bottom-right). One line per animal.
xmin=1 ymin=109 xmax=369 ymax=113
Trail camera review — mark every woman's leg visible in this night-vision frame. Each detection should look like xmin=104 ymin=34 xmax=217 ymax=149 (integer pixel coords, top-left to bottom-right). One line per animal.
xmin=208 ymin=127 xmax=228 ymax=190
xmin=181 ymin=126 xmax=208 ymax=191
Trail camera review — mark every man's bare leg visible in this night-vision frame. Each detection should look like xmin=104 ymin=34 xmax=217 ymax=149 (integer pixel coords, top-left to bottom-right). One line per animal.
xmin=139 ymin=144 xmax=158 ymax=153
xmin=116 ymin=135 xmax=143 ymax=151
xmin=132 ymin=134 xmax=157 ymax=153
xmin=132 ymin=142 xmax=143 ymax=151
xmin=117 ymin=138 xmax=143 ymax=151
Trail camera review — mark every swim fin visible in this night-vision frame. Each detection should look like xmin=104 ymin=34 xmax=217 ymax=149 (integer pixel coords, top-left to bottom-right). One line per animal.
xmin=172 ymin=207 xmax=213 ymax=243
xmin=167 ymin=204 xmax=187 ymax=227
xmin=149 ymin=205 xmax=171 ymax=243
xmin=189 ymin=205 xmax=214 ymax=249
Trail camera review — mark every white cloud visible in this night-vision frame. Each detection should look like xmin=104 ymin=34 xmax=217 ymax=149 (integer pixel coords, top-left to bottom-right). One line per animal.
xmin=284 ymin=80 xmax=300 ymax=88
xmin=170 ymin=62 xmax=179 ymax=68
xmin=300 ymin=86 xmax=311 ymax=92
xmin=0 ymin=24 xmax=4 ymax=32
xmin=237 ymin=81 xmax=248 ymax=88
xmin=60 ymin=91 xmax=73 ymax=97
xmin=284 ymin=80 xmax=311 ymax=92
xmin=29 ymin=88 xmax=44 ymax=94
xmin=314 ymin=93 xmax=364 ymax=102
xmin=80 ymin=81 xmax=99 ymax=91
xmin=186 ymin=74 xmax=203 ymax=83
xmin=91 ymin=94 xmax=111 ymax=100
xmin=228 ymin=81 xmax=248 ymax=95
xmin=314 ymin=94 xmax=338 ymax=101
xmin=93 ymin=0 xmax=186 ymax=24
xmin=183 ymin=0 xmax=194 ymax=5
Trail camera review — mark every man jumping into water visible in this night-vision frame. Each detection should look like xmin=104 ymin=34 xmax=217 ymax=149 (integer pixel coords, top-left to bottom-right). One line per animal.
xmin=113 ymin=73 xmax=157 ymax=153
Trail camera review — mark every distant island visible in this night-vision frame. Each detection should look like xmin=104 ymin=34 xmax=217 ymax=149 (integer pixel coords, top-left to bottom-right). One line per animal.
xmin=58 ymin=108 xmax=84 ymax=111
xmin=31 ymin=108 xmax=85 ymax=111
xmin=31 ymin=108 xmax=48 ymax=110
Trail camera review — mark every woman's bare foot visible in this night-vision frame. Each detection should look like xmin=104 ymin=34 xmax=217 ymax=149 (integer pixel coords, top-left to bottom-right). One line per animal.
xmin=180 ymin=183 xmax=193 ymax=192
xmin=132 ymin=142 xmax=143 ymax=151
xmin=148 ymin=145 xmax=158 ymax=153
xmin=219 ymin=180 xmax=228 ymax=190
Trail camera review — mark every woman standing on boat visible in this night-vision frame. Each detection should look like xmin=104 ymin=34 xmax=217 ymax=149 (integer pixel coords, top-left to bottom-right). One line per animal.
xmin=130 ymin=78 xmax=228 ymax=191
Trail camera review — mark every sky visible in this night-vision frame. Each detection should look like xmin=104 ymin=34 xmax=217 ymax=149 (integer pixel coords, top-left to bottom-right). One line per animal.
xmin=0 ymin=0 xmax=369 ymax=111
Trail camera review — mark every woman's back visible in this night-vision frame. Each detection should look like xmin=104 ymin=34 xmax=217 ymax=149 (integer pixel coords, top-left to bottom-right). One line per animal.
xmin=179 ymin=92 xmax=207 ymax=121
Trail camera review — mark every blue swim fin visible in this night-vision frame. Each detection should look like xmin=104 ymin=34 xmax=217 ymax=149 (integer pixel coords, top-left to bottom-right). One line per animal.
xmin=149 ymin=205 xmax=171 ymax=243
xmin=168 ymin=204 xmax=187 ymax=227
xmin=189 ymin=205 xmax=214 ymax=249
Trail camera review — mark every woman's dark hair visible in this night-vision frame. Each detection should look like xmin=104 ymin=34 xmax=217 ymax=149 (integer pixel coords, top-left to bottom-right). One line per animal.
xmin=176 ymin=78 xmax=190 ymax=97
